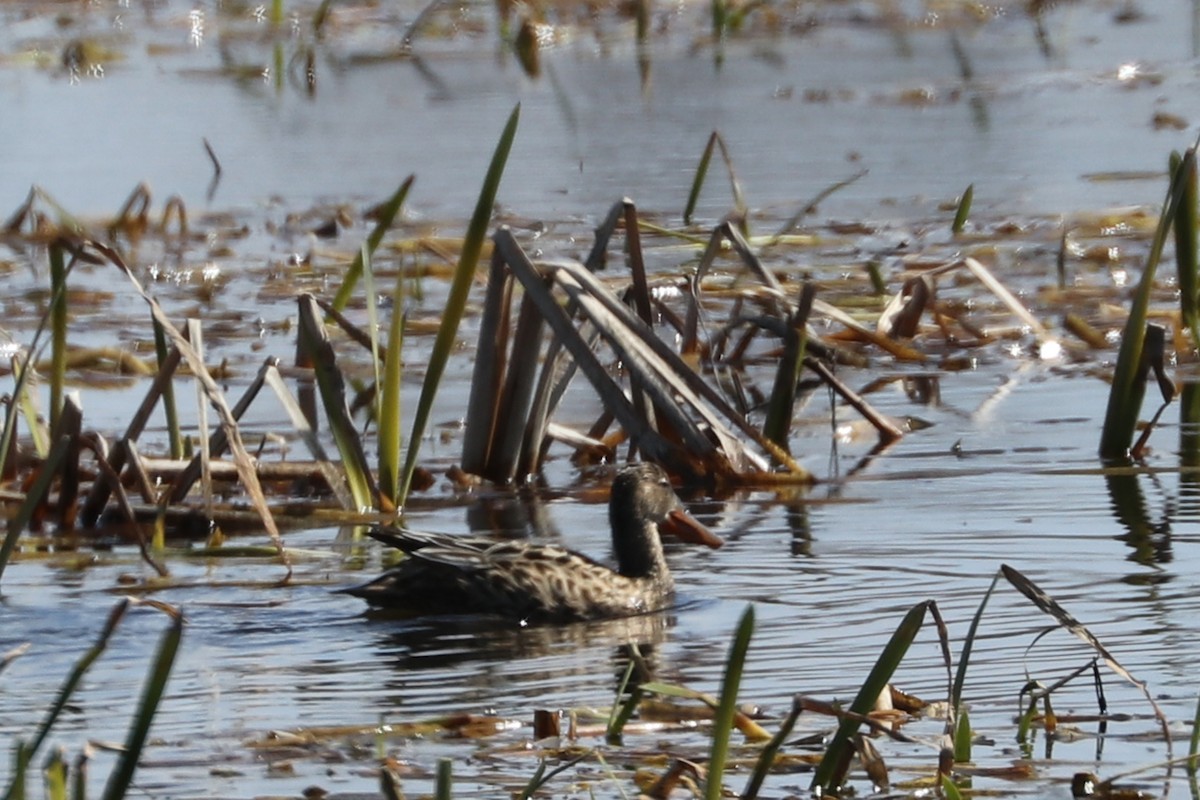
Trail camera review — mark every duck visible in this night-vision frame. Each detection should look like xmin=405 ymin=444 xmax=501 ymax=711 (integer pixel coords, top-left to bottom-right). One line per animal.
xmin=341 ymin=463 xmax=722 ymax=622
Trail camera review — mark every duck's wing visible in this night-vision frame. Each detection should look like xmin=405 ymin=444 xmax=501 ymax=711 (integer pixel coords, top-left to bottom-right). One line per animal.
xmin=369 ymin=526 xmax=593 ymax=574
xmin=369 ymin=526 xmax=493 ymax=558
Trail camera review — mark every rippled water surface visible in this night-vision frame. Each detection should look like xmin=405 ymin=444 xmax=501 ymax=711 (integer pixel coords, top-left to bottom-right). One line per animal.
xmin=4 ymin=0 xmax=1200 ymax=798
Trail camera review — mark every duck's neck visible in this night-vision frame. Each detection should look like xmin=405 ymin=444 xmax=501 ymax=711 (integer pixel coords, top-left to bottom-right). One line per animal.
xmin=611 ymin=506 xmax=670 ymax=579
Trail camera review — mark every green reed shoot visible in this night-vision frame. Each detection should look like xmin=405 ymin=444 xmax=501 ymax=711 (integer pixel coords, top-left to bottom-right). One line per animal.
xmin=100 ymin=610 xmax=183 ymax=800
xmin=684 ymin=131 xmax=746 ymax=232
xmin=43 ymin=749 xmax=66 ymax=800
xmin=705 ymin=604 xmax=754 ymax=800
xmin=951 ymin=569 xmax=1001 ymax=762
xmin=434 ymin=758 xmax=452 ymax=800
xmin=763 ymin=283 xmax=814 ymax=451
xmin=953 ymin=707 xmax=972 ymax=764
xmin=606 ymin=652 xmax=643 ymax=744
xmin=1173 ymin=150 xmax=1200 ymax=461
xmin=1174 ymin=151 xmax=1198 ymax=352
xmin=378 ymin=268 xmax=406 ymax=507
xmin=1100 ymin=148 xmax=1193 ymax=460
xmin=952 ymin=183 xmax=973 ymax=235
xmin=941 ymin=772 xmax=964 ymax=800
xmin=331 ymin=176 xmax=414 ymax=314
xmin=811 ymin=601 xmax=929 ymax=794
xmin=398 ymin=104 xmax=519 ymax=506
xmin=297 ymin=295 xmax=376 ymax=511
xmin=48 ymin=241 xmax=68 ymax=434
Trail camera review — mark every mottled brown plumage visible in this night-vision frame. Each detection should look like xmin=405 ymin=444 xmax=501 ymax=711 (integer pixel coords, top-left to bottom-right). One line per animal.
xmin=341 ymin=463 xmax=721 ymax=622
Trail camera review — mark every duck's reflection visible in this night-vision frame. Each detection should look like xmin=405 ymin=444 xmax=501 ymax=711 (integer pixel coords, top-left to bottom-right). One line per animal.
xmin=363 ymin=608 xmax=673 ymax=714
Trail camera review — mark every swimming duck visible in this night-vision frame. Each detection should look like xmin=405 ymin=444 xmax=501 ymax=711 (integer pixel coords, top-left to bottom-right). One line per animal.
xmin=342 ymin=463 xmax=722 ymax=622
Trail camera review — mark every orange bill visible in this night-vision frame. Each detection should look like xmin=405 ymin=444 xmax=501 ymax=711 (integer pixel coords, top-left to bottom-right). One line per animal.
xmin=658 ymin=508 xmax=724 ymax=549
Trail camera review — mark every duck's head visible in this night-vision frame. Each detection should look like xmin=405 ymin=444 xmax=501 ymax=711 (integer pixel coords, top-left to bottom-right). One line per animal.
xmin=609 ymin=463 xmax=722 ymax=578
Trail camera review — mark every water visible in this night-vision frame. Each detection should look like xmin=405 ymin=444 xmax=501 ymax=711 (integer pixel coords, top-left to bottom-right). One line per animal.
xmin=3 ymin=0 xmax=1200 ymax=797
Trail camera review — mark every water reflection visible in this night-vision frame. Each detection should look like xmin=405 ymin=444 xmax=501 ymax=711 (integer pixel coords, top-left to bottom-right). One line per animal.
xmin=1104 ymin=472 xmax=1173 ymax=573
xmin=463 ymin=488 xmax=562 ymax=539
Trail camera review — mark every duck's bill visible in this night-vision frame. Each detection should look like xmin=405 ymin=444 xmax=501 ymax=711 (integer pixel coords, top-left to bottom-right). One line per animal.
xmin=659 ymin=508 xmax=724 ymax=549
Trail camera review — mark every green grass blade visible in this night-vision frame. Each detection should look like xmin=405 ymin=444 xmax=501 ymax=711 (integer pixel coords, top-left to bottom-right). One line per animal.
xmin=100 ymin=610 xmax=183 ymax=800
xmin=297 ymin=294 xmax=377 ymax=511
xmin=378 ymin=272 xmax=406 ymax=506
xmin=684 ymin=132 xmax=718 ymax=226
xmin=42 ymin=750 xmax=65 ymax=800
xmin=606 ymin=649 xmax=643 ymax=744
xmin=951 ymin=183 xmax=973 ymax=234
xmin=953 ymin=707 xmax=972 ymax=763
xmin=7 ymin=741 xmax=27 ymax=800
xmin=941 ymin=772 xmax=964 ymax=800
xmin=398 ymin=104 xmax=519 ymax=506
xmin=951 ymin=570 xmax=1001 ymax=713
xmin=763 ymin=283 xmax=813 ymax=450
xmin=1100 ymin=149 xmax=1193 ymax=459
xmin=705 ymin=604 xmax=754 ymax=800
xmin=811 ymin=601 xmax=928 ymax=794
xmin=331 ymin=177 xmax=415 ymax=314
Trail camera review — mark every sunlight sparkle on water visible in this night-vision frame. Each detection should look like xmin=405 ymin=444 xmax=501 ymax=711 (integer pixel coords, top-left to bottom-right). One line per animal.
xmin=188 ymin=9 xmax=204 ymax=47
xmin=1038 ymin=339 xmax=1063 ymax=360
xmin=1117 ymin=62 xmax=1140 ymax=82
